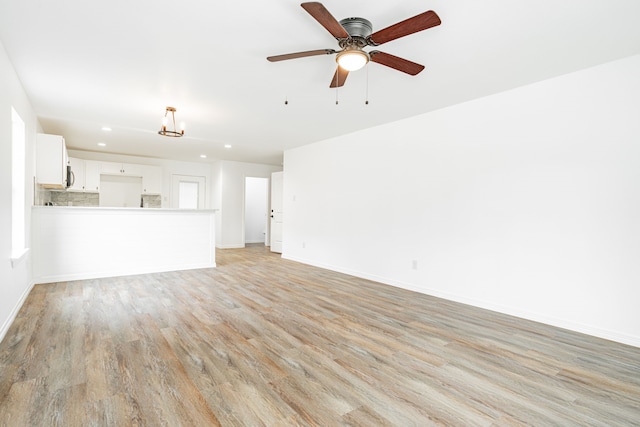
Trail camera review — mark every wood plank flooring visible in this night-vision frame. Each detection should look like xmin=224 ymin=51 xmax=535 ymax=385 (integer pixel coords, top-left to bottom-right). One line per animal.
xmin=1 ymin=244 xmax=639 ymax=426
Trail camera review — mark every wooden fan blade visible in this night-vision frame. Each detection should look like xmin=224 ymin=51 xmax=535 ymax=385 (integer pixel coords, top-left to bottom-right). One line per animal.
xmin=301 ymin=2 xmax=349 ymax=39
xmin=370 ymin=51 xmax=425 ymax=75
xmin=267 ymin=49 xmax=336 ymax=62
xmin=329 ymin=66 xmax=349 ymax=88
xmin=369 ymin=10 xmax=441 ymax=45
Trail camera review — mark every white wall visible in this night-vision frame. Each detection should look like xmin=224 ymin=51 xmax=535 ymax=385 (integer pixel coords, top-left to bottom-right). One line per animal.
xmin=99 ymin=175 xmax=142 ymax=207
xmin=0 ymin=41 xmax=38 ymax=341
xmin=211 ymin=161 xmax=223 ymax=247
xmin=215 ymin=160 xmax=282 ymax=248
xmin=283 ymin=54 xmax=640 ymax=347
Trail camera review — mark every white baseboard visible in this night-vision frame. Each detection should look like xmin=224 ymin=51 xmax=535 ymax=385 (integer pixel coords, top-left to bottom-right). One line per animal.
xmin=0 ymin=280 xmax=36 ymax=344
xmin=283 ymin=255 xmax=640 ymax=349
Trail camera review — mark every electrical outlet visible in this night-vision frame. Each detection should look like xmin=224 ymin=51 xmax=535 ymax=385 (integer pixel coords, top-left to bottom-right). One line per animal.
xmin=302 ymin=241 xmax=306 ymax=249
xmin=412 ymin=260 xmax=418 ymax=270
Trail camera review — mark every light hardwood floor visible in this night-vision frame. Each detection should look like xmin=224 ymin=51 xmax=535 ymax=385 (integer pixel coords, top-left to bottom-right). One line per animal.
xmin=1 ymin=245 xmax=639 ymax=426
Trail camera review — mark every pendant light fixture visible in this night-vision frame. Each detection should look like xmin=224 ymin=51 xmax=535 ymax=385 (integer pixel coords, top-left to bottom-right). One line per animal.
xmin=158 ymin=106 xmax=184 ymax=137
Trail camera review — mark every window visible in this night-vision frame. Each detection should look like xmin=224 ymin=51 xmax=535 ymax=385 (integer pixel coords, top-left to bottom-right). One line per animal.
xmin=11 ymin=107 xmax=27 ymax=265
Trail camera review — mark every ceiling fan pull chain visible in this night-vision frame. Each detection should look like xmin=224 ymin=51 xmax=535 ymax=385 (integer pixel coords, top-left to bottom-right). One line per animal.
xmin=365 ymin=63 xmax=369 ymax=105
xmin=284 ymin=67 xmax=288 ymax=105
xmin=335 ymin=68 xmax=339 ymax=105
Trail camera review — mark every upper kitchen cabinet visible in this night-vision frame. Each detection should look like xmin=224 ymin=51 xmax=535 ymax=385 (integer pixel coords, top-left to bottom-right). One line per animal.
xmin=100 ymin=160 xmax=163 ymax=194
xmin=101 ymin=161 xmax=143 ymax=177
xmin=84 ymin=160 xmax=101 ymax=192
xmin=36 ymin=133 xmax=69 ymax=189
xmin=142 ymin=165 xmax=162 ymax=194
xmin=67 ymin=158 xmax=101 ymax=192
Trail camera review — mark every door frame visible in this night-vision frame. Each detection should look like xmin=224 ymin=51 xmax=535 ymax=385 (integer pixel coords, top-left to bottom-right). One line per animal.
xmin=171 ymin=174 xmax=206 ymax=209
xmin=270 ymin=171 xmax=284 ymax=253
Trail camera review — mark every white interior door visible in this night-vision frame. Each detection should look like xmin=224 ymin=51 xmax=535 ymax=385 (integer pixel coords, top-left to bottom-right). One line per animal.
xmin=270 ymin=171 xmax=283 ymax=253
xmin=171 ymin=175 xmax=206 ymax=209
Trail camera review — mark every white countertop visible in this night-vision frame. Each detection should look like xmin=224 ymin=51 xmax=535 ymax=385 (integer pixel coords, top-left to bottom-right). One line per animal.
xmin=33 ymin=205 xmax=219 ymax=213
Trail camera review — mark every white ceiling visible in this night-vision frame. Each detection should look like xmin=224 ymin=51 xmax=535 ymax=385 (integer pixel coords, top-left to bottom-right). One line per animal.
xmin=1 ymin=0 xmax=639 ymax=166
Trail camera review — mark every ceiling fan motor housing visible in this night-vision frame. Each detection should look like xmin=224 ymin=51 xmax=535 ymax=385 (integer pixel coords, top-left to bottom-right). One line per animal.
xmin=339 ymin=17 xmax=372 ymax=40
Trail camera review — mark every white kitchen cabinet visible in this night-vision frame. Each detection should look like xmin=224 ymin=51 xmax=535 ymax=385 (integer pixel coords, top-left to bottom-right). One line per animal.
xmin=100 ymin=161 xmax=123 ymax=175
xmin=67 ymin=157 xmax=84 ymax=191
xmin=142 ymin=165 xmax=162 ymax=194
xmin=95 ymin=160 xmax=163 ymax=195
xmin=84 ymin=160 xmax=101 ymax=192
xmin=67 ymin=158 xmax=101 ymax=192
xmin=36 ymin=133 xmax=69 ymax=189
xmin=101 ymin=161 xmax=143 ymax=176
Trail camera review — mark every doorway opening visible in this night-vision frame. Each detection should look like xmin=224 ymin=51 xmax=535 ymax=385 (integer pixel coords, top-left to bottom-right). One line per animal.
xmin=244 ymin=177 xmax=269 ymax=245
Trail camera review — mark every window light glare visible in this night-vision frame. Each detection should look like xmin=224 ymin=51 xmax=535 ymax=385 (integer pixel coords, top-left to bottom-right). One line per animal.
xmin=224 ymin=144 xmax=232 ymax=148
xmin=97 ymin=142 xmax=106 ymax=147
xmin=101 ymin=126 xmax=112 ymax=132
xmin=200 ymin=154 xmax=207 ymax=159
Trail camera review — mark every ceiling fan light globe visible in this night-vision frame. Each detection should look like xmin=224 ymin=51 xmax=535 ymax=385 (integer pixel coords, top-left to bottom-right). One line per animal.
xmin=336 ymin=50 xmax=369 ymax=71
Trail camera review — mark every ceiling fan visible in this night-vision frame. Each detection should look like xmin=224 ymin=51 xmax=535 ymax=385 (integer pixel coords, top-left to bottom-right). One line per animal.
xmin=267 ymin=2 xmax=441 ymax=88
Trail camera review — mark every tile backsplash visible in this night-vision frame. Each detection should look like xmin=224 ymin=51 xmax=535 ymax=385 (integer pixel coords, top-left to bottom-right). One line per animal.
xmin=142 ymin=194 xmax=162 ymax=208
xmin=48 ymin=191 xmax=99 ymax=207
xmin=40 ymin=190 xmax=162 ymax=208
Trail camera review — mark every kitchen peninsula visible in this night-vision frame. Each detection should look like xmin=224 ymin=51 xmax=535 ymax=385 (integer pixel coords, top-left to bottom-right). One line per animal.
xmin=32 ymin=206 xmax=216 ymax=284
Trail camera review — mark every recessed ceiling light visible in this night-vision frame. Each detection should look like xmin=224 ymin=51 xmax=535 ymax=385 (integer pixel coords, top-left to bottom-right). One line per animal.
xmin=200 ymin=154 xmax=207 ymax=159
xmin=97 ymin=142 xmax=106 ymax=147
xmin=101 ymin=127 xmax=112 ymax=132
xmin=224 ymin=144 xmax=232 ymax=148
